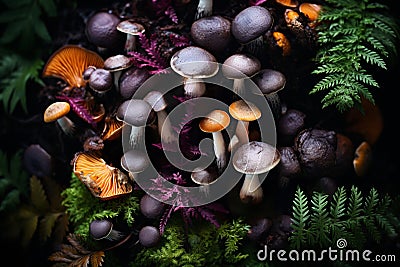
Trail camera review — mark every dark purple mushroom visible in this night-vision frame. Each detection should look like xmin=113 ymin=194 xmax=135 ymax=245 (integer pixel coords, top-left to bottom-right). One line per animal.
xmin=276 ymin=146 xmax=301 ymax=187
xmin=120 ymin=149 xmax=150 ymax=181
xmin=23 ymin=144 xmax=53 ymax=177
xmin=140 ymin=194 xmax=165 ymax=219
xmin=119 ymin=67 xmax=150 ymax=100
xmin=277 ymin=109 xmax=306 ymax=146
xmin=89 ymin=219 xmax=125 ymax=241
xmin=138 ymin=226 xmax=161 ymax=247
xmin=88 ymin=68 xmax=113 ymax=94
xmin=247 ymin=217 xmax=272 ymax=242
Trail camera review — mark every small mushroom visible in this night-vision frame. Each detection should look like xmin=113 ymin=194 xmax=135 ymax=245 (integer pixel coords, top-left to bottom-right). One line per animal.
xmin=117 ymin=20 xmax=145 ymax=53
xmin=228 ymin=100 xmax=261 ymax=151
xmin=170 ymin=46 xmax=219 ymax=98
xmin=199 ymin=110 xmax=230 ymax=172
xmin=299 ymin=3 xmax=322 ymax=27
xmin=144 ymin=91 xmax=177 ymax=144
xmin=353 ymin=141 xmax=372 ymax=177
xmin=120 ymin=149 xmax=150 ymax=182
xmin=275 ymin=0 xmax=298 ymax=8
xmin=140 ymin=194 xmax=165 ymax=219
xmin=191 ymin=166 xmax=219 ymax=195
xmin=118 ymin=67 xmax=150 ymax=100
xmin=272 ymin=31 xmax=291 ymax=56
xmin=276 ymin=146 xmax=301 ymax=187
xmin=222 ymin=54 xmax=261 ymax=96
xmin=82 ymin=66 xmax=97 ymax=80
xmin=43 ymin=101 xmax=75 ymax=136
xmin=23 ymin=144 xmax=53 ymax=177
xmin=89 ymin=219 xmax=125 ymax=241
xmin=253 ymin=69 xmax=286 ymax=120
xmin=88 ymin=68 xmax=113 ymax=94
xmin=190 ymin=15 xmax=232 ymax=54
xmin=104 ymin=54 xmax=133 ymax=89
xmin=138 ymin=226 xmax=161 ymax=248
xmin=277 ymin=108 xmax=306 ymax=146
xmin=231 ymin=6 xmax=273 ymax=55
xmin=233 ymin=141 xmax=281 ymax=204
xmin=116 ymin=99 xmax=156 ymax=149
xmin=195 ymin=0 xmax=213 ymax=20
xmin=101 ymin=116 xmax=124 ymax=141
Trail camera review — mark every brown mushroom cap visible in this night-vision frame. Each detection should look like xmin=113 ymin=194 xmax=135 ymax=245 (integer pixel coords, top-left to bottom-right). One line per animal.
xmin=118 ymin=67 xmax=150 ymax=99
xmin=104 ymin=54 xmax=133 ymax=72
xmin=170 ymin=46 xmax=219 ymax=78
xmin=199 ymin=110 xmax=230 ymax=133
xmin=231 ymin=6 xmax=273 ymax=44
xmin=44 ymin=102 xmax=71 ymax=123
xmin=229 ymin=100 xmax=261 ymax=122
xmin=85 ymin=12 xmax=124 ymax=49
xmin=143 ymin=91 xmax=168 ymax=112
xmin=117 ymin=20 xmax=145 ymax=35
xmin=233 ymin=141 xmax=281 ymax=174
xmin=253 ymin=69 xmax=286 ymax=95
xmin=353 ymin=141 xmax=372 ymax=177
xmin=222 ymin=54 xmax=261 ymax=79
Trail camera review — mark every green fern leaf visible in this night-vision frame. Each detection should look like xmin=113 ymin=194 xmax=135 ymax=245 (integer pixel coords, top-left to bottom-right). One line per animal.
xmin=290 ymin=186 xmax=310 ymax=249
xmin=30 ymin=176 xmax=50 ymax=213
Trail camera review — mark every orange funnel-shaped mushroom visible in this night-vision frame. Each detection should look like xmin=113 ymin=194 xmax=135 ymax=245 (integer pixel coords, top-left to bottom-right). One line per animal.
xmin=72 ymin=152 xmax=132 ymax=200
xmin=101 ymin=116 xmax=124 ymax=141
xmin=43 ymin=45 xmax=104 ymax=88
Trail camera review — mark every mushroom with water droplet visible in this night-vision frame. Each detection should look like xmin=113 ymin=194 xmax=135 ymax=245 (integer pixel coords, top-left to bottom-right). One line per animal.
xmin=43 ymin=101 xmax=75 ymax=136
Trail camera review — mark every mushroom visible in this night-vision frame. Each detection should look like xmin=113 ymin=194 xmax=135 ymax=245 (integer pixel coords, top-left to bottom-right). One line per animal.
xmin=101 ymin=115 xmax=124 ymax=141
xmin=228 ymin=100 xmax=261 ymax=151
xmin=117 ymin=20 xmax=145 ymax=53
xmin=140 ymin=194 xmax=165 ymax=219
xmin=272 ymin=31 xmax=291 ymax=56
xmin=277 ymin=108 xmax=306 ymax=146
xmin=253 ymin=69 xmax=287 ymax=120
xmin=104 ymin=54 xmax=133 ymax=90
xmin=299 ymin=3 xmax=322 ymax=27
xmin=247 ymin=218 xmax=272 ymax=242
xmin=353 ymin=141 xmax=372 ymax=177
xmin=143 ymin=91 xmax=177 ymax=144
xmin=116 ymin=99 xmax=156 ymax=149
xmin=22 ymin=144 xmax=53 ymax=177
xmin=232 ymin=141 xmax=281 ymax=204
xmin=275 ymin=0 xmax=298 ymax=8
xmin=88 ymin=68 xmax=113 ymax=94
xmin=120 ymin=149 xmax=150 ymax=182
xmin=170 ymin=46 xmax=219 ymax=98
xmin=199 ymin=110 xmax=231 ymax=172
xmin=118 ymin=67 xmax=150 ymax=100
xmin=195 ymin=0 xmax=213 ymax=20
xmin=190 ymin=15 xmax=232 ymax=54
xmin=231 ymin=6 xmax=273 ymax=56
xmin=332 ymin=133 xmax=354 ymax=177
xmin=222 ymin=54 xmax=261 ymax=96
xmin=42 ymin=45 xmax=104 ymax=89
xmin=43 ymin=101 xmax=75 ymax=136
xmin=85 ymin=11 xmax=124 ymax=53
xmin=276 ymin=146 xmax=301 ymax=187
xmin=82 ymin=66 xmax=97 ymax=80
xmin=138 ymin=226 xmax=161 ymax=248
xmin=191 ymin=165 xmax=219 ymax=196
xmin=89 ymin=219 xmax=125 ymax=241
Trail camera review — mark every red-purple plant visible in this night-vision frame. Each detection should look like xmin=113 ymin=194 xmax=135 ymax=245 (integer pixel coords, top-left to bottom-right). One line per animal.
xmin=249 ymin=0 xmax=268 ymax=6
xmin=55 ymin=95 xmax=96 ymax=127
xmin=150 ymin=0 xmax=179 ymax=23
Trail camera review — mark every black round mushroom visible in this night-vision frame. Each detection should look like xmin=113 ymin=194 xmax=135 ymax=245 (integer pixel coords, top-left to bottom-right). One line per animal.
xmin=190 ymin=15 xmax=232 ymax=54
xmin=277 ymin=109 xmax=306 ymax=146
xmin=276 ymin=146 xmax=301 ymax=187
xmin=23 ymin=144 xmax=53 ymax=177
xmin=138 ymin=226 xmax=161 ymax=247
xmin=314 ymin=177 xmax=338 ymax=198
xmin=140 ymin=194 xmax=165 ymax=219
xmin=88 ymin=68 xmax=113 ymax=94
xmin=119 ymin=67 xmax=150 ymax=99
xmin=231 ymin=6 xmax=273 ymax=55
xmin=89 ymin=219 xmax=125 ymax=241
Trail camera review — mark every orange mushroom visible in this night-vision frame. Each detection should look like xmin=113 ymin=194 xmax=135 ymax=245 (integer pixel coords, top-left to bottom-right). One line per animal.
xmin=101 ymin=116 xmax=124 ymax=141
xmin=43 ymin=45 xmax=104 ymax=88
xmin=72 ymin=152 xmax=132 ymax=200
xmin=275 ymin=0 xmax=298 ymax=8
xmin=353 ymin=141 xmax=372 ymax=177
xmin=299 ymin=3 xmax=322 ymax=28
xmin=272 ymin=31 xmax=291 ymax=56
xmin=44 ymin=101 xmax=75 ymax=135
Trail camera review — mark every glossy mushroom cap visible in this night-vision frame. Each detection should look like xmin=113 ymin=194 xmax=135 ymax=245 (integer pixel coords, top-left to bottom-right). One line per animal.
xmin=222 ymin=54 xmax=261 ymax=79
xmin=353 ymin=141 xmax=372 ymax=177
xmin=117 ymin=20 xmax=145 ymax=35
xmin=190 ymin=15 xmax=232 ymax=53
xmin=85 ymin=12 xmax=124 ymax=49
xmin=253 ymin=69 xmax=286 ymax=95
xmin=118 ymin=67 xmax=150 ymax=99
xmin=23 ymin=144 xmax=53 ymax=177
xmin=83 ymin=66 xmax=97 ymax=80
xmin=104 ymin=54 xmax=133 ymax=72
xmin=170 ymin=46 xmax=219 ymax=78
xmin=120 ymin=149 xmax=150 ymax=173
xmin=88 ymin=68 xmax=113 ymax=93
xmin=89 ymin=219 xmax=113 ymax=240
xmin=275 ymin=0 xmax=298 ymax=8
xmin=276 ymin=146 xmax=301 ymax=179
xmin=139 ymin=226 xmax=161 ymax=248
xmin=277 ymin=109 xmax=306 ymax=146
xmin=143 ymin=91 xmax=168 ymax=112
xmin=299 ymin=3 xmax=322 ymax=22
xmin=44 ymin=102 xmax=70 ymax=123
xmin=229 ymin=100 xmax=261 ymax=122
xmin=117 ymin=99 xmax=155 ymax=127
xmin=199 ymin=110 xmax=230 ymax=133
xmin=233 ymin=141 xmax=281 ymax=174
xmin=231 ymin=6 xmax=273 ymax=44
xmin=140 ymin=194 xmax=165 ymax=219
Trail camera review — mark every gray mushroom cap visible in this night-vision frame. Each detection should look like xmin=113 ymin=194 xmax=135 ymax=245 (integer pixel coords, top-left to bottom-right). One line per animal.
xmin=253 ymin=69 xmax=286 ymax=95
xmin=23 ymin=144 xmax=53 ymax=177
xmin=104 ymin=54 xmax=133 ymax=72
xmin=191 ymin=166 xmax=219 ymax=185
xmin=190 ymin=15 xmax=232 ymax=53
xmin=120 ymin=149 xmax=150 ymax=173
xmin=233 ymin=141 xmax=281 ymax=174
xmin=222 ymin=54 xmax=261 ymax=79
xmin=89 ymin=219 xmax=113 ymax=240
xmin=170 ymin=46 xmax=219 ymax=78
xmin=117 ymin=99 xmax=155 ymax=127
xmin=231 ymin=6 xmax=273 ymax=44
xmin=89 ymin=68 xmax=113 ymax=93
xmin=140 ymin=194 xmax=165 ymax=219
xmin=85 ymin=12 xmax=124 ymax=49
xmin=139 ymin=226 xmax=161 ymax=247
xmin=118 ymin=67 xmax=150 ymax=99
xmin=143 ymin=91 xmax=167 ymax=112
xmin=117 ymin=20 xmax=145 ymax=35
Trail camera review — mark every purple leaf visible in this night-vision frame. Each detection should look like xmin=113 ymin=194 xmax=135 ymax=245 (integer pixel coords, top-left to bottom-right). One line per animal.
xmin=55 ymin=95 xmax=96 ymax=127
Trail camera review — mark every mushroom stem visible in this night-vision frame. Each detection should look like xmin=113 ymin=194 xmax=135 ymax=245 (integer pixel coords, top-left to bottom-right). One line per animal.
xmin=235 ymin=120 xmax=250 ymax=147
xmin=125 ymin=34 xmax=137 ymax=53
xmin=240 ymin=173 xmax=263 ymax=204
xmin=228 ymin=134 xmax=239 ymax=152
xmin=158 ymin=110 xmax=177 ymax=144
xmin=113 ymin=70 xmax=123 ymax=90
xmin=128 ymin=172 xmax=137 ymax=182
xmin=233 ymin=78 xmax=245 ymax=96
xmin=106 ymin=229 xmax=126 ymax=241
xmin=57 ymin=117 xmax=76 ymax=136
xmin=183 ymin=78 xmax=206 ymax=98
xmin=195 ymin=0 xmax=213 ymax=20
xmin=212 ymin=131 xmax=226 ymax=172
xmin=265 ymin=93 xmax=281 ymax=120
xmin=246 ymin=35 xmax=264 ymax=56
xmin=129 ymin=125 xmax=145 ymax=149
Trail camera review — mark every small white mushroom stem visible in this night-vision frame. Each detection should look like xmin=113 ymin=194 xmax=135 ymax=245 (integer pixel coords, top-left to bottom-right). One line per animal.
xmin=57 ymin=117 xmax=75 ymax=136
xmin=129 ymin=125 xmax=145 ymax=149
xmin=235 ymin=120 xmax=250 ymax=146
xmin=125 ymin=34 xmax=137 ymax=53
xmin=233 ymin=78 xmax=245 ymax=96
xmin=195 ymin=0 xmax=213 ymax=20
xmin=183 ymin=78 xmax=206 ymax=98
xmin=240 ymin=173 xmax=263 ymax=204
xmin=106 ymin=229 xmax=125 ymax=241
xmin=158 ymin=110 xmax=178 ymax=144
xmin=265 ymin=93 xmax=282 ymax=120
xmin=212 ymin=131 xmax=226 ymax=172
xmin=228 ymin=134 xmax=239 ymax=152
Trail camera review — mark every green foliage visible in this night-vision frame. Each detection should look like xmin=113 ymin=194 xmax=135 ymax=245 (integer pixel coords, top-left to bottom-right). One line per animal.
xmin=61 ymin=173 xmax=140 ymax=237
xmin=290 ymin=185 xmax=400 ymax=250
xmin=132 ymin=218 xmax=251 ymax=267
xmin=0 ymin=149 xmax=29 ymax=212
xmin=310 ymin=0 xmax=399 ymax=112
